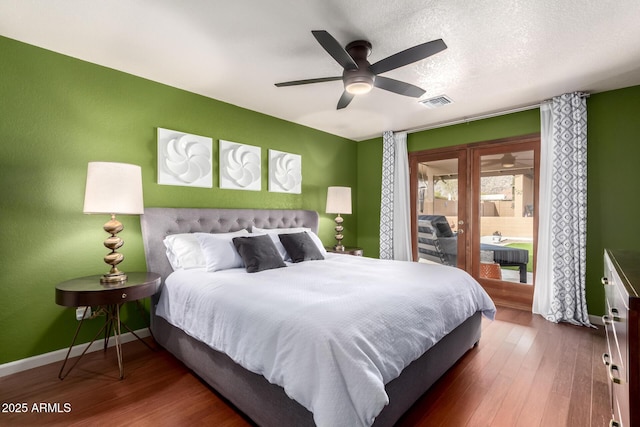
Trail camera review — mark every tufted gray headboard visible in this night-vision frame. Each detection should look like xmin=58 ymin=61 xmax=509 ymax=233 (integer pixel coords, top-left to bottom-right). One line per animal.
xmin=140 ymin=207 xmax=319 ymax=283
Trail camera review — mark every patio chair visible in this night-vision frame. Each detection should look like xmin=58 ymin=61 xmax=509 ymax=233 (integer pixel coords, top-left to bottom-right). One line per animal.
xmin=417 ymin=215 xmax=458 ymax=266
xmin=417 ymin=215 xmax=528 ymax=282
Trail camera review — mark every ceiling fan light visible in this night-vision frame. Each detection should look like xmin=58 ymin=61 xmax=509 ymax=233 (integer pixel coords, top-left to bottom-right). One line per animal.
xmin=345 ymin=81 xmax=373 ymax=95
xmin=501 ymin=154 xmax=516 ymax=168
xmin=344 ymin=71 xmax=375 ymax=95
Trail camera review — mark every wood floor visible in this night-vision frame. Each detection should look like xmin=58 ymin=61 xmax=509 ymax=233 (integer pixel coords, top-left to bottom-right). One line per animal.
xmin=0 ymin=307 xmax=610 ymax=426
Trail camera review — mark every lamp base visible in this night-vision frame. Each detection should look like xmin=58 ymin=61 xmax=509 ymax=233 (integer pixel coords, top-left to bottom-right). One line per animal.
xmin=100 ymin=214 xmax=127 ymax=285
xmin=100 ymin=271 xmax=128 ymax=285
xmin=333 ymin=214 xmax=345 ymax=253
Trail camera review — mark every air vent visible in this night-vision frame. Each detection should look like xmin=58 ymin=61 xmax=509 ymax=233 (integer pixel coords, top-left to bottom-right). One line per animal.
xmin=419 ymin=95 xmax=453 ymax=109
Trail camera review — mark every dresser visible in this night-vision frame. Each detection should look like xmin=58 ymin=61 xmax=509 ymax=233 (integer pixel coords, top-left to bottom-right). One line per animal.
xmin=603 ymin=249 xmax=640 ymax=427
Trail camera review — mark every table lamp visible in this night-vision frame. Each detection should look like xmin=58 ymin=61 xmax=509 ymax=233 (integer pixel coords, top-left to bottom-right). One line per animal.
xmin=325 ymin=186 xmax=352 ymax=251
xmin=83 ymin=162 xmax=144 ymax=284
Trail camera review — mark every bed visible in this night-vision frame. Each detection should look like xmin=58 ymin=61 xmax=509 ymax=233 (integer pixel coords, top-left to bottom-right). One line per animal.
xmin=141 ymin=207 xmax=496 ymax=427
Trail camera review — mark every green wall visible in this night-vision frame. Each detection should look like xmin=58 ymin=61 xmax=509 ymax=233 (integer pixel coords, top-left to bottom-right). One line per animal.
xmin=586 ymin=85 xmax=640 ymax=315
xmin=0 ymin=36 xmax=356 ymax=364
xmin=356 ymin=87 xmax=640 ymax=316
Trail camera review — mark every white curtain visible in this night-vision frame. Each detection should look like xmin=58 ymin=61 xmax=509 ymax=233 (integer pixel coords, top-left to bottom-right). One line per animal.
xmin=533 ymin=92 xmax=591 ymax=326
xmin=533 ymin=102 xmax=554 ymax=316
xmin=380 ymin=131 xmax=412 ymax=261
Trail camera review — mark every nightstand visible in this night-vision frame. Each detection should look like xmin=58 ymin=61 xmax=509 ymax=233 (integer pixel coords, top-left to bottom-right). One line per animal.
xmin=55 ymin=272 xmax=161 ymax=380
xmin=325 ymin=246 xmax=364 ymax=256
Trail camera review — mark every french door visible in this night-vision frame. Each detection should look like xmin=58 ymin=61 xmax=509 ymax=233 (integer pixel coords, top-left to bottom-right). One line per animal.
xmin=410 ymin=134 xmax=540 ymax=310
xmin=410 ymin=148 xmax=469 ymax=271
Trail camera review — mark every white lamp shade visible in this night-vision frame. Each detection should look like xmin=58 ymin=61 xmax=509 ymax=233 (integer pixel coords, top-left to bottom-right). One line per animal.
xmin=326 ymin=186 xmax=352 ymax=214
xmin=83 ymin=162 xmax=144 ymax=215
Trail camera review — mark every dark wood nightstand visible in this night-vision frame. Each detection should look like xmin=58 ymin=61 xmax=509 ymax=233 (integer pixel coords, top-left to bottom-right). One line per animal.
xmin=55 ymin=272 xmax=160 ymax=380
xmin=325 ymin=246 xmax=364 ymax=256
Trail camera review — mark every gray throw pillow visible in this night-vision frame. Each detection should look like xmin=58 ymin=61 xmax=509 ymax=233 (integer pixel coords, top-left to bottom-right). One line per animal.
xmin=435 ymin=221 xmax=454 ymax=238
xmin=232 ymin=235 xmax=286 ymax=273
xmin=279 ymin=232 xmax=325 ymax=263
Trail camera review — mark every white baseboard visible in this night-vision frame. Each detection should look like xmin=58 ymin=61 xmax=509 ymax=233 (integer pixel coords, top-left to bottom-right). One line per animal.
xmin=589 ymin=314 xmax=604 ymax=327
xmin=0 ymin=328 xmax=150 ymax=378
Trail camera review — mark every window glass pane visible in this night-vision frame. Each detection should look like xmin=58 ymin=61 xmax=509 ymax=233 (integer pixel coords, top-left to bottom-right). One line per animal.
xmin=416 ymin=159 xmax=460 ymax=268
xmin=479 ymin=150 xmax=534 ymax=284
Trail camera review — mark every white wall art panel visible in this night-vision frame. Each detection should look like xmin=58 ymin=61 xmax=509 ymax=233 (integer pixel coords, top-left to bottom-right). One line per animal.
xmin=269 ymin=149 xmax=302 ymax=194
xmin=158 ymin=128 xmax=212 ymax=188
xmin=219 ymin=140 xmax=261 ymax=191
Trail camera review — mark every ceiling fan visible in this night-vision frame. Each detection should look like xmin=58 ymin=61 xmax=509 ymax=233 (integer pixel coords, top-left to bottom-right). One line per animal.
xmin=275 ymin=30 xmax=447 ymax=109
xmin=482 ymin=153 xmax=532 ymax=170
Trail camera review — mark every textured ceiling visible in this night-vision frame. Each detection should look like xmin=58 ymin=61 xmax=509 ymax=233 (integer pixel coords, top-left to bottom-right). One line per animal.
xmin=1 ymin=0 xmax=639 ymax=141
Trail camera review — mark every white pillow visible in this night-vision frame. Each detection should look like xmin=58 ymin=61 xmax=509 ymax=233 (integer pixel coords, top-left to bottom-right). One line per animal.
xmin=195 ymin=230 xmax=249 ymax=272
xmin=163 ymin=233 xmax=206 ymax=270
xmin=251 ymin=226 xmax=327 ymax=260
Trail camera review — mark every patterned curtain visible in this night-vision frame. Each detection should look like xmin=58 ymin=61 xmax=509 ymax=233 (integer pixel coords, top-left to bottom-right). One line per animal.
xmin=379 ymin=131 xmax=395 ymax=260
xmin=533 ymin=92 xmax=591 ymax=326
xmin=380 ymin=131 xmax=412 ymax=261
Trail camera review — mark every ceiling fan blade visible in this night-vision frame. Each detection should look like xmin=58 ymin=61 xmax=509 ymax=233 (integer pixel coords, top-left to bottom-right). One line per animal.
xmin=312 ymin=30 xmax=358 ymax=70
xmin=337 ymin=91 xmax=355 ymax=109
xmin=275 ymin=76 xmax=342 ymax=87
xmin=374 ymin=76 xmax=425 ymax=98
xmin=370 ymin=39 xmax=447 ymax=75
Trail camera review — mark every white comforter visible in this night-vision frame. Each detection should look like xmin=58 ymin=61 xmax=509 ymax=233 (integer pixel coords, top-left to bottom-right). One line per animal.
xmin=156 ymin=254 xmax=496 ymax=427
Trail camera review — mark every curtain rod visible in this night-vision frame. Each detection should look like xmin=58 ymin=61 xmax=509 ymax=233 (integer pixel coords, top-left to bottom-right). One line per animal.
xmin=405 ymin=92 xmax=589 ymax=134
xmin=406 ymin=103 xmax=542 ymax=134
